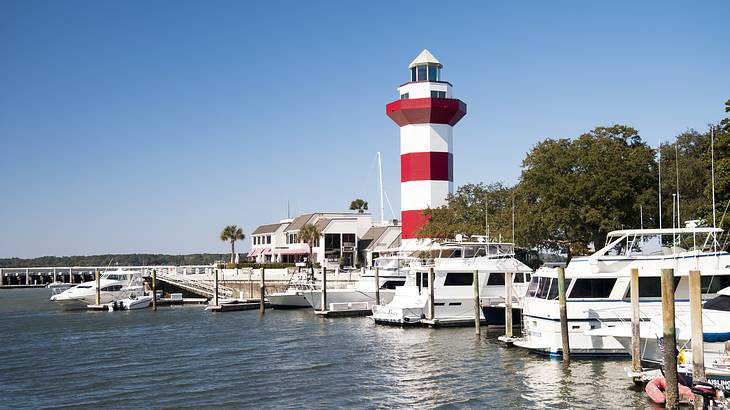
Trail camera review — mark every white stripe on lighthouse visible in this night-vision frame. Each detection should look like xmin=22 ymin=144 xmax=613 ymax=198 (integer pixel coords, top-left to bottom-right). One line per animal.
xmin=400 ymin=180 xmax=453 ymax=211
xmin=399 ymin=124 xmax=453 ymax=155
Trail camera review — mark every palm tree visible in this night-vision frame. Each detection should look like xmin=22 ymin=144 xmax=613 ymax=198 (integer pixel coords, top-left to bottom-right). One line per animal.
xmin=349 ymin=198 xmax=368 ymax=214
xmin=220 ymin=225 xmax=245 ymax=264
xmin=298 ymin=223 xmax=321 ymax=277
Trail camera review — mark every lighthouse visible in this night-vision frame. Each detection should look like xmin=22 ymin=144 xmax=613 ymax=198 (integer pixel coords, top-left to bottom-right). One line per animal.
xmin=386 ymin=50 xmax=467 ymax=244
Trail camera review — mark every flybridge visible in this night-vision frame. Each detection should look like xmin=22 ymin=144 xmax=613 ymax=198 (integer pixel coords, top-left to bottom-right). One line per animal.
xmin=594 ymin=227 xmax=725 ymax=259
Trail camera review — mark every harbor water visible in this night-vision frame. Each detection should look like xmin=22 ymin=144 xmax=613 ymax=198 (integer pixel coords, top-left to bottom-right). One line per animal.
xmin=1 ymin=289 xmax=652 ymax=409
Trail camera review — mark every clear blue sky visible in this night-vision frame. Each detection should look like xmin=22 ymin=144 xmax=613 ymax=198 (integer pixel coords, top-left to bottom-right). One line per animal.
xmin=1 ymin=1 xmax=728 ymax=258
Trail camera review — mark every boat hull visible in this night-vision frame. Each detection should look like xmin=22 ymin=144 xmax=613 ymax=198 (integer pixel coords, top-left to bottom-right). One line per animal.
xmin=268 ymin=293 xmax=311 ymax=308
xmin=303 ymin=289 xmax=395 ymax=311
xmin=482 ymin=305 xmax=522 ymax=327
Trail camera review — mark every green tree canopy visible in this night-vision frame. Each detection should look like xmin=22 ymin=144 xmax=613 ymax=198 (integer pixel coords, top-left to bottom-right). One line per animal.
xmin=517 ymin=125 xmax=656 ymax=256
xmin=349 ymin=199 xmax=369 ymax=213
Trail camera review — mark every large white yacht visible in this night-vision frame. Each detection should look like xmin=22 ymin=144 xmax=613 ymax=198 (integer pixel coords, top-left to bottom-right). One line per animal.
xmin=585 ymin=286 xmax=730 ymax=368
xmin=303 ymin=256 xmax=416 ymax=311
xmin=371 ymin=239 xmax=533 ymax=326
xmin=50 ymin=269 xmax=145 ymax=310
xmin=513 ymin=227 xmax=730 ymax=358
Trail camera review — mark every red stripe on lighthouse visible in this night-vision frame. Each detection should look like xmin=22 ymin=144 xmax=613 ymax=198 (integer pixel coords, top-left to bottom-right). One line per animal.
xmin=386 ymin=98 xmax=466 ymax=127
xmin=400 ymin=152 xmax=452 ymax=182
xmin=401 ymin=209 xmax=430 ymax=239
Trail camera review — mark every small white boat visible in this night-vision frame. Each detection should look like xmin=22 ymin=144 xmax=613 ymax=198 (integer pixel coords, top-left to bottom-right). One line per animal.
xmin=108 ymin=293 xmax=153 ymax=311
xmin=268 ymin=282 xmax=314 ymax=309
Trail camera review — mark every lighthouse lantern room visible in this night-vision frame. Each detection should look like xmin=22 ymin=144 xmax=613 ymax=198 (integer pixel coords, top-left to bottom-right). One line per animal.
xmin=386 ymin=50 xmax=467 ymax=244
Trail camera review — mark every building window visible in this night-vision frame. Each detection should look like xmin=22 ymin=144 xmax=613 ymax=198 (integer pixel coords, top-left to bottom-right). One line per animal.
xmin=324 ymin=233 xmax=341 ymax=261
xmin=342 ymin=233 xmax=356 ymax=248
xmin=266 ymin=235 xmax=271 ymax=244
xmin=400 ymin=93 xmax=409 ymax=100
xmin=430 ymin=91 xmax=446 ymax=98
xmin=287 ymin=233 xmax=297 ymax=244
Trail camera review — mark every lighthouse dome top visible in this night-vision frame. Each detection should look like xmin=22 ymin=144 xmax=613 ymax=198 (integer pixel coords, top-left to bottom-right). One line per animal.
xmin=408 ymin=49 xmax=442 ymax=69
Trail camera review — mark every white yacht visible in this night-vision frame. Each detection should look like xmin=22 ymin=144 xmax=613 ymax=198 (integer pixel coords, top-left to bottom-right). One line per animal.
xmin=303 ymin=256 xmax=416 ymax=311
xmin=268 ymin=273 xmax=315 ymax=309
xmin=371 ymin=240 xmax=533 ymax=326
xmin=514 ymin=227 xmax=730 ymax=358
xmin=50 ymin=269 xmax=145 ymax=310
xmin=586 ymin=286 xmax=730 ymax=367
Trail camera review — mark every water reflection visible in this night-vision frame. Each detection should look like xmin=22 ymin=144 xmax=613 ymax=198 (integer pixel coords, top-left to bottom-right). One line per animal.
xmin=1 ymin=289 xmax=650 ymax=409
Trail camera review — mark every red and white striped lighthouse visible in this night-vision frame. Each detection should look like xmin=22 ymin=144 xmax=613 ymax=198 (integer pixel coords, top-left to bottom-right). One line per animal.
xmin=386 ymin=49 xmax=467 ymax=243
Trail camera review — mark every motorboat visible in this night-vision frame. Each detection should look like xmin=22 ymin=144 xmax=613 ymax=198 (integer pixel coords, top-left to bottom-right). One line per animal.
xmin=49 ymin=269 xmax=145 ymax=310
xmin=585 ymin=286 xmax=730 ymax=367
xmin=371 ymin=239 xmax=533 ymax=326
xmin=268 ymin=273 xmax=315 ymax=309
xmin=108 ymin=293 xmax=153 ymax=311
xmin=302 ymin=256 xmax=417 ymax=311
xmin=513 ymin=227 xmax=730 ymax=358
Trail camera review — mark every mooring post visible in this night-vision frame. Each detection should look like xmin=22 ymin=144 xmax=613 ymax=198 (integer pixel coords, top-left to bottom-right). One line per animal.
xmin=95 ymin=269 xmax=101 ymax=306
xmin=320 ymin=267 xmax=327 ymax=312
xmin=259 ymin=267 xmax=266 ymax=313
xmin=52 ymin=267 xmax=56 ymax=284
xmin=151 ymin=269 xmax=157 ymax=311
xmin=374 ymin=267 xmax=381 ymax=306
xmin=213 ymin=268 xmax=219 ymax=307
xmin=557 ymin=267 xmax=570 ymax=363
xmin=505 ymin=272 xmax=514 ymax=338
xmin=428 ymin=267 xmax=435 ymax=320
xmin=25 ymin=268 xmax=29 ymax=286
xmin=473 ymin=270 xmax=480 ymax=335
xmin=689 ymin=270 xmax=706 ymax=410
xmin=630 ymin=268 xmax=642 ymax=378
xmin=661 ymin=268 xmax=679 ymax=409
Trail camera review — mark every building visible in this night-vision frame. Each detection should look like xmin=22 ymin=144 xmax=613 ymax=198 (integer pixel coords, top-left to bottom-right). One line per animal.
xmin=357 ymin=225 xmax=402 ymax=266
xmin=249 ymin=212 xmax=374 ymax=268
xmin=385 ymin=49 xmax=467 ymax=248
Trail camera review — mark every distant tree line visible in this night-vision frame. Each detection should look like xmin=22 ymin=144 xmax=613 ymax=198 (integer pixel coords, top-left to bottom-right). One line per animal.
xmin=419 ymin=98 xmax=730 ymax=258
xmin=0 ymin=254 xmax=225 ymax=268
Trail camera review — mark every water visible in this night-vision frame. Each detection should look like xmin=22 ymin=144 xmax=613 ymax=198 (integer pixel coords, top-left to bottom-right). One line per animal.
xmin=0 ymin=289 xmax=653 ymax=409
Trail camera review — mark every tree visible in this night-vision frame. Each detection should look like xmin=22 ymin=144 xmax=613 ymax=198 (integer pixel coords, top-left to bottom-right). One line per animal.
xmin=706 ymin=98 xmax=730 ymax=239
xmin=418 ymin=183 xmax=515 ymax=240
xmin=220 ymin=225 xmax=245 ymax=263
xmin=349 ymin=199 xmax=368 ymax=213
xmin=517 ymin=125 xmax=656 ymax=257
xmin=298 ymin=223 xmax=321 ymax=277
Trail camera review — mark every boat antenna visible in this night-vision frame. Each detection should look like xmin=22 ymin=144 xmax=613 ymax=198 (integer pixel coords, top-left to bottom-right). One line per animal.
xmin=675 ymin=140 xmax=681 ymax=228
xmin=711 ymin=125 xmax=718 ymax=251
xmin=658 ymin=141 xmax=663 ymax=229
xmin=640 ymin=204 xmax=644 ymax=229
xmin=484 ymin=193 xmax=489 ymax=240
xmin=377 ymin=152 xmax=385 ymax=224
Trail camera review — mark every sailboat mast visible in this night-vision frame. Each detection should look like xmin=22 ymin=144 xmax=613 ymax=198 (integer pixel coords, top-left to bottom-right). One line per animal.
xmin=377 ymin=152 xmax=385 ymax=224
xmin=711 ymin=126 xmax=717 ymax=251
xmin=658 ymin=142 xmax=663 ymax=229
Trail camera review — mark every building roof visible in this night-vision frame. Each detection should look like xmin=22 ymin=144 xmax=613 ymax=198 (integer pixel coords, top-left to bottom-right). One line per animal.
xmin=252 ymin=223 xmax=284 ymax=235
xmin=389 ymin=234 xmax=401 ymax=249
xmin=286 ymin=213 xmax=315 ymax=231
xmin=360 ymin=226 xmax=388 ymax=241
xmin=408 ymin=49 xmax=442 ymax=69
xmin=315 ymin=218 xmax=331 ymax=231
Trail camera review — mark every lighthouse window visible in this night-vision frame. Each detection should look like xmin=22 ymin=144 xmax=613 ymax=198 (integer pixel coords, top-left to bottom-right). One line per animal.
xmin=411 ymin=67 xmax=417 ymax=82
xmin=417 ymin=65 xmax=427 ymax=81
xmin=400 ymin=93 xmax=409 ymax=100
xmin=430 ymin=91 xmax=446 ymax=99
xmin=428 ymin=65 xmax=439 ymax=81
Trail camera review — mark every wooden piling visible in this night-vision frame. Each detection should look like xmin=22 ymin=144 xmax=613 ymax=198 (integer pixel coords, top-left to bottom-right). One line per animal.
xmin=661 ymin=268 xmax=679 ymax=409
xmin=630 ymin=268 xmax=642 ymax=378
xmin=259 ymin=267 xmax=266 ymax=314
xmin=375 ymin=267 xmax=381 ymax=305
xmin=557 ymin=267 xmax=570 ymax=363
xmin=25 ymin=268 xmax=29 ymax=286
xmin=505 ymin=271 xmax=513 ymax=338
xmin=213 ymin=268 xmax=219 ymax=307
xmin=151 ymin=269 xmax=157 ymax=311
xmin=95 ymin=270 xmax=101 ymax=306
xmin=689 ymin=270 xmax=706 ymax=410
xmin=428 ymin=267 xmax=435 ymax=320
xmin=320 ymin=267 xmax=327 ymax=312
xmin=473 ymin=270 xmax=480 ymax=335
xmin=52 ymin=268 xmax=57 ymax=283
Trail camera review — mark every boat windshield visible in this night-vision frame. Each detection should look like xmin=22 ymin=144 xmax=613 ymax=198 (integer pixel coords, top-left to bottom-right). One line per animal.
xmin=603 ymin=231 xmax=720 ymax=257
xmin=102 ymin=273 xmax=132 ymax=281
xmin=374 ymin=258 xmax=412 ymax=269
xmin=439 ymin=243 xmax=515 ymax=259
xmin=703 ymin=295 xmax=730 ymax=312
